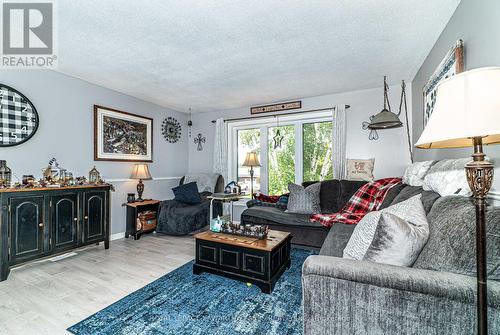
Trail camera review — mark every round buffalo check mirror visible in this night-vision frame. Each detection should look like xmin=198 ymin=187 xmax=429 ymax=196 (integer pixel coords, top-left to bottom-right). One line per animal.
xmin=0 ymin=84 xmax=39 ymax=147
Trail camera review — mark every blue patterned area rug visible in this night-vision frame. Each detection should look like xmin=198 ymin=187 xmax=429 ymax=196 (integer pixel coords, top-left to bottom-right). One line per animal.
xmin=68 ymin=248 xmax=315 ymax=335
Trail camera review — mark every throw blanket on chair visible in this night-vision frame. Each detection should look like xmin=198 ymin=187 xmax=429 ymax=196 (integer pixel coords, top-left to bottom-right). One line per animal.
xmin=310 ymin=177 xmax=402 ymax=227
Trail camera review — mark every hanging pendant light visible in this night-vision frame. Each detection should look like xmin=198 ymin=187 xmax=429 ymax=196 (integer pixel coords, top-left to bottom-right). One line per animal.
xmin=368 ymin=76 xmax=403 ymax=129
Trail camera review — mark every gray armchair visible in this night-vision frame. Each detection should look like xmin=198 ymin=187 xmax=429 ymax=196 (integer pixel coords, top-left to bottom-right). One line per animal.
xmin=156 ymin=175 xmax=224 ymax=235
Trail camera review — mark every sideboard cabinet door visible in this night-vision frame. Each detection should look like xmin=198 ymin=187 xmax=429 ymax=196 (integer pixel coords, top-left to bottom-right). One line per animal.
xmin=50 ymin=194 xmax=78 ymax=251
xmin=83 ymin=191 xmax=106 ymax=243
xmin=10 ymin=196 xmax=44 ymax=263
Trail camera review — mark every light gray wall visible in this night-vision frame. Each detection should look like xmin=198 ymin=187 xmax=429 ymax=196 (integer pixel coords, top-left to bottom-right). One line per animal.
xmin=189 ymin=84 xmax=413 ymax=181
xmin=411 ymin=0 xmax=500 ymax=196
xmin=0 ymin=69 xmax=188 ymax=235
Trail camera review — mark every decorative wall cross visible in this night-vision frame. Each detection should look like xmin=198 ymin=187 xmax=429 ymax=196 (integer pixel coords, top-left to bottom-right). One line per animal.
xmin=194 ymin=133 xmax=206 ymax=151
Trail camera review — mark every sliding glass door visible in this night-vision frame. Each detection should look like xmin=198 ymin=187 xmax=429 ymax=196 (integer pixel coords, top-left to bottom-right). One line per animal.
xmin=228 ymin=111 xmax=333 ymax=196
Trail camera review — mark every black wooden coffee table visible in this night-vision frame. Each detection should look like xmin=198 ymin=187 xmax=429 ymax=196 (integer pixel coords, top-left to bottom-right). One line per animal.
xmin=193 ymin=230 xmax=292 ymax=293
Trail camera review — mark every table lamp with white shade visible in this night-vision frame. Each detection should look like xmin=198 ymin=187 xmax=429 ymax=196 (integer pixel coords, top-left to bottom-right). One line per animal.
xmin=130 ymin=163 xmax=152 ymax=201
xmin=415 ymin=67 xmax=500 ymax=335
xmin=242 ymin=152 xmax=261 ymax=199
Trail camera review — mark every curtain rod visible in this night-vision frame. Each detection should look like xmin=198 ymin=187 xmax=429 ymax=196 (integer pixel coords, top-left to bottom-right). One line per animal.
xmin=210 ymin=105 xmax=350 ymax=123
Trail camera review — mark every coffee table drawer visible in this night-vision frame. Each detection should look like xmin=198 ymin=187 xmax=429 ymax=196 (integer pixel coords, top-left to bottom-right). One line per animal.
xmin=220 ymin=248 xmax=240 ymax=269
xmin=198 ymin=244 xmax=218 ymax=264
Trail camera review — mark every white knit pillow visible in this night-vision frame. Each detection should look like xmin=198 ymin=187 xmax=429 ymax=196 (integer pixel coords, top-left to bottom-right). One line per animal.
xmin=402 ymin=160 xmax=434 ymax=186
xmin=343 ymin=195 xmax=427 ymax=260
xmin=422 ymin=158 xmax=471 ymax=196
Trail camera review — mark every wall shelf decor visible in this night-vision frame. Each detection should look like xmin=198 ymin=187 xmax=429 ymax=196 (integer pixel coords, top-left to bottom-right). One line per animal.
xmin=162 ymin=117 xmax=182 ymax=143
xmin=94 ymin=105 xmax=153 ymax=162
xmin=0 ymin=84 xmax=39 ymax=147
xmin=250 ymin=101 xmax=301 ymax=115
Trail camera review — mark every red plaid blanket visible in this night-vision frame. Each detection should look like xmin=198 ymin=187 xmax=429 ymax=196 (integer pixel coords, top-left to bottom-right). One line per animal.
xmin=310 ymin=177 xmax=402 ymax=227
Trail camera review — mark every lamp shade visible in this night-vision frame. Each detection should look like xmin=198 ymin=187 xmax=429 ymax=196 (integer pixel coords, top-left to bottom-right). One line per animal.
xmin=368 ymin=109 xmax=403 ymax=129
xmin=130 ymin=164 xmax=152 ymax=180
xmin=242 ymin=152 xmax=261 ymax=167
xmin=416 ymin=67 xmax=500 ymax=149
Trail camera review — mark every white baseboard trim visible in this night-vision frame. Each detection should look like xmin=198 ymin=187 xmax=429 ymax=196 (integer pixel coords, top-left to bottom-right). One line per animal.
xmin=107 ymin=176 xmax=182 ymax=183
xmin=110 ymin=232 xmax=126 ymax=241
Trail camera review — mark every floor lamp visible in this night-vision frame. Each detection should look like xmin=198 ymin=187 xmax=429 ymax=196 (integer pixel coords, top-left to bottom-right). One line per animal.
xmin=242 ymin=152 xmax=261 ymax=199
xmin=416 ymin=67 xmax=500 ymax=335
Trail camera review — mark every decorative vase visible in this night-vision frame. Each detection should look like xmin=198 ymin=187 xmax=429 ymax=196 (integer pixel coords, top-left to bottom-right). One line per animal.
xmin=127 ymin=193 xmax=136 ymax=203
xmin=0 ymin=160 xmax=12 ymax=187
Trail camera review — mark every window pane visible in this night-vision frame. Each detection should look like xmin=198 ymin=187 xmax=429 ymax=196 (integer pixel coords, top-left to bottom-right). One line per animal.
xmin=237 ymin=128 xmax=260 ymax=196
xmin=303 ymin=122 xmax=333 ymax=182
xmin=268 ymin=125 xmax=295 ymax=195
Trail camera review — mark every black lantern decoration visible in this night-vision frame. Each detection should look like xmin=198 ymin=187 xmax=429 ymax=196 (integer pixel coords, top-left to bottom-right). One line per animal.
xmin=194 ymin=133 xmax=206 ymax=151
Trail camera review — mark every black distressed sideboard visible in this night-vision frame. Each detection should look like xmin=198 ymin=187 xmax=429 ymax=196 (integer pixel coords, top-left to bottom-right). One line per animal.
xmin=0 ymin=185 xmax=111 ymax=281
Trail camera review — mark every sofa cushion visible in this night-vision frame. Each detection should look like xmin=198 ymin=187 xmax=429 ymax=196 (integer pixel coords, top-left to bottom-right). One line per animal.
xmin=302 ymin=180 xmax=366 ymax=214
xmin=319 ymin=223 xmax=356 ymax=257
xmin=286 ymin=183 xmax=321 ymax=214
xmin=363 ymin=212 xmax=429 ymax=267
xmin=422 ymin=158 xmax=472 ymax=196
xmin=172 ymin=182 xmax=202 ymax=204
xmin=413 ymin=196 xmax=500 ymax=280
xmin=303 ymin=180 xmax=342 ymax=213
xmin=346 ymin=158 xmax=375 ymax=182
xmin=338 ymin=180 xmax=368 ymax=209
xmin=343 ymin=195 xmax=427 ymax=260
xmin=390 ymin=185 xmax=440 ymax=214
xmin=241 ymin=206 xmax=324 ymax=228
xmin=402 ymin=160 xmax=434 ymax=186
xmin=379 ymin=182 xmax=406 ymax=210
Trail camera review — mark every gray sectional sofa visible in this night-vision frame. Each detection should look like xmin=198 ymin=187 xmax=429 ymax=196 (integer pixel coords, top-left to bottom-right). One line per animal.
xmin=241 ymin=180 xmax=368 ymax=248
xmin=302 ymin=186 xmax=500 ymax=335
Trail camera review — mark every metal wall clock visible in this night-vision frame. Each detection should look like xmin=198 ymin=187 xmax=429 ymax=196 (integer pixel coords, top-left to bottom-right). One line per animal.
xmin=161 ymin=117 xmax=182 ymax=143
xmin=0 ymin=84 xmax=39 ymax=147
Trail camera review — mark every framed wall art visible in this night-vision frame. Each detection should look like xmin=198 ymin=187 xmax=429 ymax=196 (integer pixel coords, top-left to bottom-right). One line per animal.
xmin=423 ymin=39 xmax=464 ymax=126
xmin=94 ymin=105 xmax=153 ymax=162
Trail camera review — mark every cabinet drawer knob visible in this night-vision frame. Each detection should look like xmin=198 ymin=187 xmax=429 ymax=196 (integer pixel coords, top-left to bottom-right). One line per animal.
xmin=74 ymin=218 xmax=78 ymax=221
xmin=84 ymin=216 xmax=88 ymax=220
xmin=38 ymin=223 xmax=44 ymax=228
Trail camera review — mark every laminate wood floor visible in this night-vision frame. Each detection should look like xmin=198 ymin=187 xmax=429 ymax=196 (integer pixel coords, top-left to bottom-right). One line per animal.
xmin=0 ymin=234 xmax=195 ymax=335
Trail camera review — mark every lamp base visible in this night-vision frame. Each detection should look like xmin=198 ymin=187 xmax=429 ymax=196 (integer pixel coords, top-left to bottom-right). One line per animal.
xmin=465 ymin=137 xmax=494 ymax=335
xmin=136 ymin=179 xmax=145 ymax=202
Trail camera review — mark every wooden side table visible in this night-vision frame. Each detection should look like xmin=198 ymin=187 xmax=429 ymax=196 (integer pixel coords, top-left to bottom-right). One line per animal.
xmin=125 ymin=199 xmax=160 ymax=240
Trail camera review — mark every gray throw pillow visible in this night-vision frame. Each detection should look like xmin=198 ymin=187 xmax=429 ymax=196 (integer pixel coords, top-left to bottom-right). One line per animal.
xmin=363 ymin=212 xmax=429 ymax=267
xmin=343 ymin=194 xmax=427 ymax=260
xmin=285 ymin=183 xmax=321 ymax=214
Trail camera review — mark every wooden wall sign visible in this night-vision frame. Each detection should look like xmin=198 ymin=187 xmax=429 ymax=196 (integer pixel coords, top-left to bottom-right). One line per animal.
xmin=250 ymin=101 xmax=301 ymax=115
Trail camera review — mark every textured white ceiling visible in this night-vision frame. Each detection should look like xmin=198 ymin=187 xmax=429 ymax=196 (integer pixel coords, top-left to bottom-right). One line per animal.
xmin=57 ymin=0 xmax=460 ymax=112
